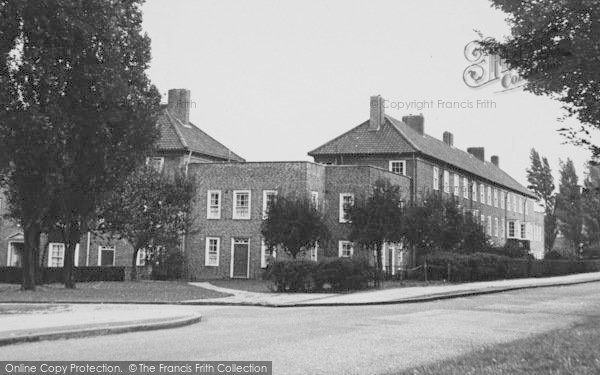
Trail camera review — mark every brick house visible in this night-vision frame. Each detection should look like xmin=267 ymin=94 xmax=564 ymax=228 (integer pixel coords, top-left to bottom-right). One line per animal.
xmin=0 ymin=88 xmax=244 ymax=271
xmin=183 ymin=161 xmax=410 ymax=279
xmin=308 ymin=95 xmax=545 ymax=259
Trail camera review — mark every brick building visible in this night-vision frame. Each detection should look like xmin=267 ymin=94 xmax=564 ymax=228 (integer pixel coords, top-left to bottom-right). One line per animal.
xmin=0 ymin=88 xmax=243 ymax=271
xmin=308 ymin=95 xmax=545 ymax=258
xmin=183 ymin=161 xmax=410 ymax=279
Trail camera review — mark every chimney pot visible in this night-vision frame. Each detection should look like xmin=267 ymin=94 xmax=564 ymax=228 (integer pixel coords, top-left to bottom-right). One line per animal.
xmin=443 ymin=131 xmax=454 ymax=147
xmin=402 ymin=114 xmax=425 ymax=135
xmin=369 ymin=95 xmax=385 ymax=131
xmin=467 ymin=147 xmax=485 ymax=162
xmin=491 ymin=155 xmax=499 ymax=167
xmin=167 ymin=89 xmax=191 ymax=124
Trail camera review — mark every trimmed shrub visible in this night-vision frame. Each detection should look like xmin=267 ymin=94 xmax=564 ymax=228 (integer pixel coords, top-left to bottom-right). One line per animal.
xmin=0 ymin=267 xmax=125 ymax=284
xmin=544 ymin=250 xmax=565 ymax=260
xmin=263 ymin=258 xmax=374 ymax=292
xmin=263 ymin=260 xmax=318 ymax=292
xmin=315 ymin=257 xmax=373 ymax=291
xmin=151 ymin=251 xmax=185 ymax=280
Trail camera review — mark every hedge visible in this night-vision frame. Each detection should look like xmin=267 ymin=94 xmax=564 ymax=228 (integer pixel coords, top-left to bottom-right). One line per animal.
xmin=422 ymin=251 xmax=600 ymax=282
xmin=263 ymin=258 xmax=374 ymax=292
xmin=0 ymin=267 xmax=125 ymax=284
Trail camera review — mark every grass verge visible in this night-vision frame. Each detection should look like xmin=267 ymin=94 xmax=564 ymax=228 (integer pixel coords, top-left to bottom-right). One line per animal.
xmin=395 ymin=316 xmax=600 ymax=375
xmin=209 ymin=279 xmax=272 ymax=293
xmin=0 ymin=281 xmax=231 ymax=302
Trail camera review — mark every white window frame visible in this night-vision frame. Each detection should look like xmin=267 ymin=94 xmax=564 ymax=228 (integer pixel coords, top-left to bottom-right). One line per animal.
xmin=206 ymin=190 xmax=222 ymax=219
xmin=339 ymin=193 xmax=354 ymax=223
xmin=311 ymin=191 xmax=319 ymax=210
xmin=230 ymin=238 xmax=250 ymax=278
xmin=97 ymin=245 xmax=116 ymax=266
xmin=260 ymin=239 xmax=273 ymax=269
xmin=136 ymin=248 xmax=147 ymax=266
xmin=480 ymin=183 xmax=485 ymax=202
xmin=310 ymin=243 xmax=318 ymax=262
xmin=520 ymin=223 xmax=526 ymax=239
xmin=338 ymin=241 xmax=354 ymax=258
xmin=48 ymin=243 xmax=65 ymax=268
xmin=205 ymin=237 xmax=220 ymax=267
xmin=493 ymin=189 xmax=498 ymax=208
xmin=433 ymin=167 xmax=439 ymax=191
xmin=494 ymin=217 xmax=499 ymax=237
xmin=262 ymin=190 xmax=278 ymax=220
xmin=146 ymin=156 xmax=164 ymax=173
xmin=486 ymin=186 xmax=492 ymax=205
xmin=487 ymin=216 xmax=492 ymax=235
xmin=472 ymin=183 xmax=477 ymax=201
xmin=389 ymin=160 xmax=406 ymax=176
xmin=232 ymin=190 xmax=251 ymax=220
xmin=501 ymin=218 xmax=505 ymax=238
xmin=462 ymin=177 xmax=469 ymax=199
xmin=453 ymin=174 xmax=460 ymax=196
xmin=480 ymin=214 xmax=485 ymax=225
xmin=443 ymin=170 xmax=450 ymax=193
xmin=7 ymin=241 xmax=23 ymax=267
xmin=508 ymin=221 xmax=516 ymax=238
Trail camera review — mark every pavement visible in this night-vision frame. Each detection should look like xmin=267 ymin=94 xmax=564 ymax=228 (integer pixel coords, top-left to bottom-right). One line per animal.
xmin=186 ymin=271 xmax=600 ymax=306
xmin=0 ymin=303 xmax=202 ymax=347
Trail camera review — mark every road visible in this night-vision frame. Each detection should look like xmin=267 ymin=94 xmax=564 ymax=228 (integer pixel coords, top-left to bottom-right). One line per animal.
xmin=1 ymin=283 xmax=599 ymax=374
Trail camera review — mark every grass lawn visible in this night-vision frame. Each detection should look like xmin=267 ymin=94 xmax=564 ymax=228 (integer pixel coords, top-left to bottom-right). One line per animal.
xmin=382 ymin=279 xmax=451 ymax=289
xmin=0 ymin=281 xmax=231 ymax=303
xmin=209 ymin=279 xmax=272 ymax=293
xmin=394 ymin=317 xmax=600 ymax=375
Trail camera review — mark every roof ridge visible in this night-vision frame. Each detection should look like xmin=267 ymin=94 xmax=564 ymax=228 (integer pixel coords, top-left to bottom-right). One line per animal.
xmin=164 ymin=110 xmax=189 ymax=149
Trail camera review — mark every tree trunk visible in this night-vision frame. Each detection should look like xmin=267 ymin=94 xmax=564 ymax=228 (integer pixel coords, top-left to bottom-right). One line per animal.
xmin=63 ymin=219 xmax=80 ymax=289
xmin=131 ymin=248 xmax=139 ymax=281
xmin=375 ymin=246 xmax=383 ymax=288
xmin=22 ymin=223 xmax=40 ymax=291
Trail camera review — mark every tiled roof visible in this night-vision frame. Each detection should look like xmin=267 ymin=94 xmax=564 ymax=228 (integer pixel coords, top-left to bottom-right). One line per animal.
xmin=155 ymin=110 xmax=245 ymax=162
xmin=308 ymin=115 xmax=535 ymax=198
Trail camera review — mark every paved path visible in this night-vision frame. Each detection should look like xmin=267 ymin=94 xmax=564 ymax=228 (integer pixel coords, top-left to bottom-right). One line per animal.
xmin=0 ymin=304 xmax=203 ymax=345
xmin=188 ymin=271 xmax=600 ymax=306
xmin=2 ymin=283 xmax=599 ymax=374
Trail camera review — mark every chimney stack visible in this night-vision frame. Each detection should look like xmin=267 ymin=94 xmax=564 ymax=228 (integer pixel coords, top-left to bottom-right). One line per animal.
xmin=167 ymin=89 xmax=191 ymax=124
xmin=369 ymin=95 xmax=385 ymax=131
xmin=491 ymin=155 xmax=499 ymax=167
xmin=442 ymin=131 xmax=454 ymax=147
xmin=402 ymin=114 xmax=425 ymax=135
xmin=467 ymin=147 xmax=485 ymax=162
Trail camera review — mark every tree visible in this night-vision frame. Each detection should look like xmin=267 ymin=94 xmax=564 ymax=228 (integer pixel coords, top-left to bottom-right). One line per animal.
xmin=1 ymin=0 xmax=161 ymax=288
xmin=261 ymin=195 xmax=329 ymax=259
xmin=482 ymin=0 xmax=600 ymax=159
xmin=582 ymin=162 xmax=600 ymax=248
xmin=526 ymin=149 xmax=558 ymax=251
xmin=556 ymin=158 xmax=583 ymax=252
xmin=347 ymin=179 xmax=405 ymax=288
xmin=99 ymin=167 xmax=194 ymax=280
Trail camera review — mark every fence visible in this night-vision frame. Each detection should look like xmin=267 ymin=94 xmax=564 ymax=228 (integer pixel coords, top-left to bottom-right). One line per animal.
xmin=0 ymin=267 xmax=125 ymax=284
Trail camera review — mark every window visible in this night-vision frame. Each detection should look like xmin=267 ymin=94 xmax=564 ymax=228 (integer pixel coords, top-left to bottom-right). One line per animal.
xmin=472 ymin=183 xmax=477 ymax=202
xmin=486 ymin=186 xmax=492 ymax=205
xmin=136 ymin=249 xmax=147 ymax=266
xmin=493 ymin=189 xmax=498 ymax=208
xmin=500 ymin=191 xmax=505 ymax=209
xmin=480 ymin=184 xmax=485 ymax=202
xmin=480 ymin=214 xmax=485 ymax=225
xmin=487 ymin=216 xmax=492 ymax=235
xmin=433 ymin=167 xmax=439 ymax=190
xmin=207 ymin=190 xmax=221 ymax=219
xmin=262 ymin=190 xmax=278 ymax=219
xmin=453 ymin=174 xmax=460 ymax=196
xmin=260 ymin=239 xmax=277 ymax=268
xmin=338 ymin=241 xmax=354 ymax=258
xmin=311 ymin=192 xmax=319 ymax=210
xmin=463 ymin=177 xmax=469 ymax=199
xmin=98 ymin=245 xmax=115 ymax=266
xmin=146 ymin=157 xmax=164 ymax=173
xmin=205 ymin=237 xmax=220 ymax=267
xmin=233 ymin=190 xmax=251 ymax=219
xmin=389 ymin=160 xmax=406 ymax=175
xmin=443 ymin=170 xmax=450 ymax=193
xmin=310 ymin=243 xmax=319 ymax=262
xmin=501 ymin=218 xmax=505 ymax=238
xmin=339 ymin=193 xmax=354 ymax=223
xmin=494 ymin=217 xmax=499 ymax=237
xmin=520 ymin=223 xmax=526 ymax=239
xmin=508 ymin=221 xmax=516 ymax=238
xmin=48 ymin=243 xmax=65 ymax=267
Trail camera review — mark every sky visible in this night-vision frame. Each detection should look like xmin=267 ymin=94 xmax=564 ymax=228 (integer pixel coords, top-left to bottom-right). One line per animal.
xmin=140 ymin=0 xmax=593 ymax=188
